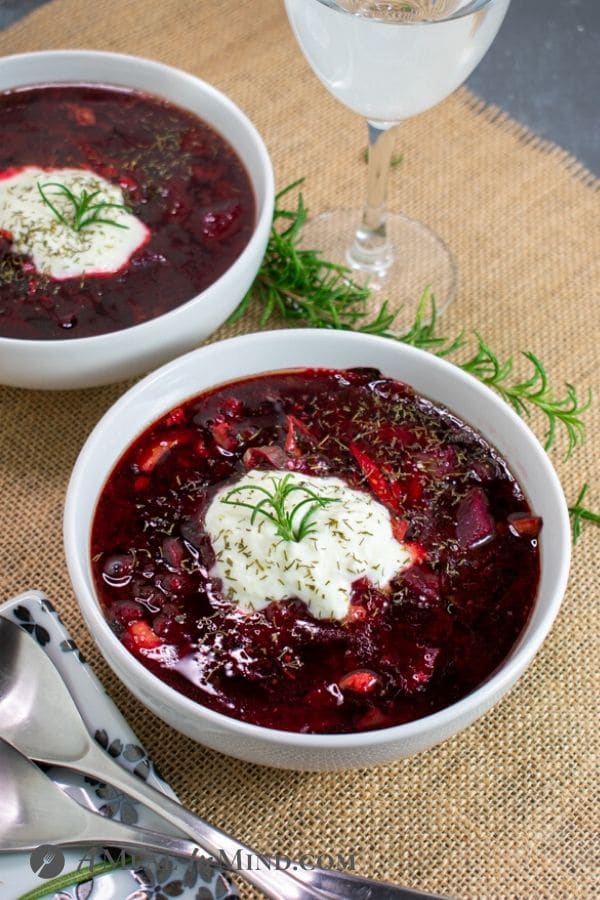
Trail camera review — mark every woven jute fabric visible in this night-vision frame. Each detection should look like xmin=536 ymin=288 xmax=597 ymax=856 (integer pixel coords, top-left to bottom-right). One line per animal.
xmin=1 ymin=2 xmax=598 ymax=898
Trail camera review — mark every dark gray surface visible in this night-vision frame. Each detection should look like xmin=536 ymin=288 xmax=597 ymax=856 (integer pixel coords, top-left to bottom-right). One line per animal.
xmin=0 ymin=0 xmax=49 ymax=30
xmin=1 ymin=0 xmax=599 ymax=175
xmin=468 ymin=0 xmax=600 ymax=175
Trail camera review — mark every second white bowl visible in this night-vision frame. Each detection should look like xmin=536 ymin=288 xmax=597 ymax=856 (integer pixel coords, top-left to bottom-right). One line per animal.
xmin=0 ymin=50 xmax=274 ymax=389
xmin=64 ymin=329 xmax=570 ymax=769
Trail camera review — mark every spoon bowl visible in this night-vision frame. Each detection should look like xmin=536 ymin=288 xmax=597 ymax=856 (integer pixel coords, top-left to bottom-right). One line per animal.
xmin=0 ymin=735 xmax=208 ymax=861
xmin=0 ymin=615 xmax=89 ymax=763
xmin=0 ymin=736 xmax=88 ymax=850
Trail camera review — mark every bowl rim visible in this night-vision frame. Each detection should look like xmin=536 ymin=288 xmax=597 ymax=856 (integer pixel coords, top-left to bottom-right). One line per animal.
xmin=64 ymin=328 xmax=571 ymax=748
xmin=0 ymin=48 xmax=274 ymax=349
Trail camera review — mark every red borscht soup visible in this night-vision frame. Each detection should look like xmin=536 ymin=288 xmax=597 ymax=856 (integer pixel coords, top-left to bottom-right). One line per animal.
xmin=0 ymin=84 xmax=255 ymax=339
xmin=91 ymin=368 xmax=541 ymax=734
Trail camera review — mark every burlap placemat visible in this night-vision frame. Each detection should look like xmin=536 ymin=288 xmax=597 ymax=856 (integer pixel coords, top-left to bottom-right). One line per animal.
xmin=1 ymin=2 xmax=598 ymax=898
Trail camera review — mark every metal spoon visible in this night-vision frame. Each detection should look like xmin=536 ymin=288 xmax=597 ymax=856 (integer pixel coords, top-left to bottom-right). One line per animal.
xmin=0 ymin=735 xmax=209 ymax=863
xmin=0 ymin=615 xmax=444 ymax=899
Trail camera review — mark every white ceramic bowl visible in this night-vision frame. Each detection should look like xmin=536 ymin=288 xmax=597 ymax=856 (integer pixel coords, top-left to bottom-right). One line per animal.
xmin=64 ymin=330 xmax=571 ymax=770
xmin=0 ymin=50 xmax=274 ymax=389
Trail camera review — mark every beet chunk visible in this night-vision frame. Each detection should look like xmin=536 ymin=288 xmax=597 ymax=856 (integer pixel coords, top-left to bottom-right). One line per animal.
xmin=401 ymin=564 xmax=442 ymax=604
xmin=242 ymin=445 xmax=288 ymax=470
xmin=456 ymin=487 xmax=495 ymax=549
xmin=508 ymin=513 xmax=542 ymax=538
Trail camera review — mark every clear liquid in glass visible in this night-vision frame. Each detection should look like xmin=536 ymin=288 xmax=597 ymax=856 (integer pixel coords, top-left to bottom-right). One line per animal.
xmin=285 ymin=0 xmax=510 ymax=124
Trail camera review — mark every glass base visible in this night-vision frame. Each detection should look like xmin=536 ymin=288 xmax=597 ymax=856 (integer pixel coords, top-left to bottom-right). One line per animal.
xmin=299 ymin=209 xmax=457 ymax=332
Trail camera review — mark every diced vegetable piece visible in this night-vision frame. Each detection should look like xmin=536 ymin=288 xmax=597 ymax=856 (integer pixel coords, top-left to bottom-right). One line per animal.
xmin=391 ymin=517 xmax=409 ymax=543
xmin=508 ymin=513 xmax=542 ymax=538
xmin=414 ymin=445 xmax=457 ymax=477
xmin=161 ymin=537 xmax=186 ymax=571
xmin=220 ymin=397 xmax=244 ymax=418
xmin=339 ymin=670 xmax=381 ymax=695
xmin=401 ymin=564 xmax=441 ymax=603
xmin=285 ymin=415 xmax=316 ymax=457
xmin=349 ymin=443 xmax=402 ymax=514
xmin=136 ymin=435 xmax=183 ymax=473
xmin=112 ymin=600 xmax=145 ymax=626
xmin=405 ymin=541 xmax=427 ymax=565
xmin=456 ymin=487 xmax=495 ymax=549
xmin=211 ymin=419 xmax=238 ymax=451
xmin=242 ymin=445 xmax=288 ymax=469
xmin=344 ymin=603 xmax=369 ymax=624
xmin=127 ymin=620 xmax=162 ymax=650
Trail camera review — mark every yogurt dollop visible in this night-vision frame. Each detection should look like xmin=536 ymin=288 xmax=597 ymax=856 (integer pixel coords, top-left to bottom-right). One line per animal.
xmin=204 ymin=468 xmax=411 ymax=620
xmin=0 ymin=166 xmax=148 ymax=279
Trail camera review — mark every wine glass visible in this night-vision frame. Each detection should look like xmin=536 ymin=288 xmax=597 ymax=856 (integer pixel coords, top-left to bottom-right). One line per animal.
xmin=283 ymin=0 xmax=511 ymax=325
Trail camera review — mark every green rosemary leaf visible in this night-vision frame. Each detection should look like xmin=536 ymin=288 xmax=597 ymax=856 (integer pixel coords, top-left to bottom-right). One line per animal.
xmin=17 ymin=857 xmax=128 ymax=900
xmin=221 ymin=474 xmax=335 ymax=542
xmin=38 ymin=180 xmax=130 ymax=233
xmin=569 ymin=483 xmax=600 ymax=544
xmin=226 ymin=288 xmax=253 ymax=325
xmin=395 ymin=291 xmax=465 ymax=356
xmin=37 ymin=182 xmax=70 ymax=228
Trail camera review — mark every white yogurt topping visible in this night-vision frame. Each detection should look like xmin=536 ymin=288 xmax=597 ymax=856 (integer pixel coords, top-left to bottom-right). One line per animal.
xmin=204 ymin=469 xmax=411 ymax=620
xmin=0 ymin=166 xmax=148 ymax=279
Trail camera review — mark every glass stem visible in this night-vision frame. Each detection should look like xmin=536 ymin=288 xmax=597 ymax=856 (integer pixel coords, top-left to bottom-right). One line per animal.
xmin=347 ymin=121 xmax=398 ymax=275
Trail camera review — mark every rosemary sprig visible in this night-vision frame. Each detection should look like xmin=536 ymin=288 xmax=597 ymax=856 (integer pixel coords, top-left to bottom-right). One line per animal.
xmin=234 ymin=180 xmax=591 ymax=459
xmin=569 ymin=483 xmax=600 ymax=544
xmin=228 ymin=181 xmax=376 ymax=330
xmin=38 ymin=181 xmax=130 ymax=232
xmin=394 ymin=290 xmax=465 ymax=357
xmin=459 ymin=339 xmax=591 ymax=456
xmin=17 ymin=857 xmax=128 ymax=900
xmin=222 ymin=473 xmax=335 ymax=542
